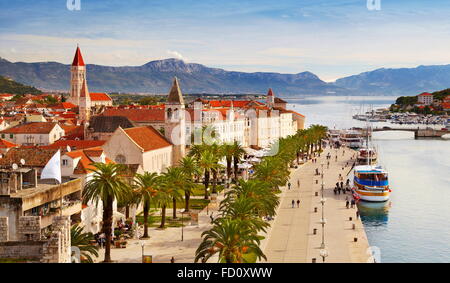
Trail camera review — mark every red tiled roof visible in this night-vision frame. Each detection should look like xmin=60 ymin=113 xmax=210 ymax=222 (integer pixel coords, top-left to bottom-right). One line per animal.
xmin=89 ymin=93 xmax=112 ymax=101
xmin=72 ymin=46 xmax=85 ymax=66
xmin=47 ymin=140 xmax=105 ymax=150
xmin=0 ymin=122 xmax=59 ymax=134
xmin=0 ymin=139 xmax=18 ymax=148
xmin=418 ymin=92 xmax=432 ymax=96
xmin=102 ymin=108 xmax=165 ymax=122
xmin=0 ymin=147 xmax=58 ymax=167
xmin=123 ymin=126 xmax=172 ymax=152
xmin=442 ymin=102 xmax=450 ymax=110
xmin=205 ymin=100 xmax=264 ymax=108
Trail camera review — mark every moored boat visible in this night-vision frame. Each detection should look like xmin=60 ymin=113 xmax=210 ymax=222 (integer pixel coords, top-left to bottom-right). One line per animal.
xmin=357 ymin=148 xmax=377 ymax=165
xmin=352 ymin=165 xmax=390 ymax=202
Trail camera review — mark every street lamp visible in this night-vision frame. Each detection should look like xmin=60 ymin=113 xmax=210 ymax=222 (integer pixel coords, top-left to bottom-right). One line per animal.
xmin=181 ymin=209 xmax=185 ymax=242
xmin=320 ymin=248 xmax=329 ymax=263
xmin=320 ymin=198 xmax=326 ymax=249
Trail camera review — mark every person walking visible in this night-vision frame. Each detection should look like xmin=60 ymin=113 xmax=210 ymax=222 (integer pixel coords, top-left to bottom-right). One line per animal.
xmin=292 ymin=200 xmax=295 ymax=208
xmin=340 ymin=181 xmax=344 ymax=190
xmin=351 ymin=199 xmax=356 ymax=208
xmin=297 ymin=180 xmax=300 ymax=188
xmin=327 ymin=161 xmax=330 ymax=169
xmin=356 ymin=210 xmax=360 ymax=219
xmin=171 ymin=257 xmax=175 ymax=263
xmin=296 ymin=199 xmax=300 ymax=208
xmin=288 ymin=182 xmax=291 ymax=190
xmin=345 ymin=197 xmax=350 ymax=209
xmin=337 ymin=186 xmax=341 ymax=195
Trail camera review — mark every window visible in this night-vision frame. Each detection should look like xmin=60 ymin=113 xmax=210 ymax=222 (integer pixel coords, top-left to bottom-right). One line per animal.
xmin=9 ymin=134 xmax=13 ymax=139
xmin=115 ymin=154 xmax=126 ymax=164
xmin=1 ymin=134 xmax=4 ymax=139
xmin=62 ymin=159 xmax=68 ymax=166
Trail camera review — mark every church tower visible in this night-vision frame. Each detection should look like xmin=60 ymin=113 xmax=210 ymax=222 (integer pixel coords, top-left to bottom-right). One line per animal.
xmin=266 ymin=88 xmax=275 ymax=109
xmin=69 ymin=46 xmax=87 ymax=106
xmin=165 ymin=77 xmax=186 ymax=165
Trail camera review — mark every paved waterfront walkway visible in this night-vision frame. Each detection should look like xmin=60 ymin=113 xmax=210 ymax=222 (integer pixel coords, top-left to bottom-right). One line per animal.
xmin=96 ymin=198 xmax=222 ymax=263
xmin=262 ymin=147 xmax=372 ymax=263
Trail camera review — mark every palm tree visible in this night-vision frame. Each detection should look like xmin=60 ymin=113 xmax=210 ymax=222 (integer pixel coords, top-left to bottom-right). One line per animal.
xmin=198 ymin=149 xmax=217 ymax=199
xmin=70 ymin=224 xmax=99 ymax=263
xmin=156 ymin=171 xmax=182 ymax=228
xmin=231 ymin=141 xmax=246 ymax=182
xmin=82 ymin=163 xmax=130 ymax=263
xmin=163 ymin=167 xmax=186 ymax=219
xmin=195 ymin=218 xmax=266 ymax=263
xmin=133 ymin=172 xmax=159 ymax=238
xmin=222 ymin=143 xmax=234 ymax=180
xmin=179 ymin=156 xmax=201 ymax=212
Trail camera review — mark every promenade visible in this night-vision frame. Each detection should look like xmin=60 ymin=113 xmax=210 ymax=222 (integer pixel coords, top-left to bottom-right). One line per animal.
xmin=262 ymin=146 xmax=372 ymax=263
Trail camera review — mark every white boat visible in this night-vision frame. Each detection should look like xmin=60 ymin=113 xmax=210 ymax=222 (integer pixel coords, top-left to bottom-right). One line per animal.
xmin=352 ymin=165 xmax=390 ymax=202
xmin=339 ymin=130 xmax=363 ymax=149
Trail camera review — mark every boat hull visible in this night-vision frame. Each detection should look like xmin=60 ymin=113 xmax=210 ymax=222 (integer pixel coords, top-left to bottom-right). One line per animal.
xmin=353 ymin=188 xmax=390 ymax=202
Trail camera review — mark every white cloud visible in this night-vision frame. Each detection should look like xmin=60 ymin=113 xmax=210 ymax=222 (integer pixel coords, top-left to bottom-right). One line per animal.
xmin=166 ymin=50 xmax=187 ymax=61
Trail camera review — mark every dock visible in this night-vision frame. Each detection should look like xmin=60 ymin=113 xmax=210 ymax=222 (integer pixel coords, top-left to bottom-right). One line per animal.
xmin=261 ymin=147 xmax=372 ymax=263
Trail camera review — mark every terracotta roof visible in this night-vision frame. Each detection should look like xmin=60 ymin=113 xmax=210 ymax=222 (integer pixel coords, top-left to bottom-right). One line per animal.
xmin=0 ymin=147 xmax=58 ymax=167
xmin=50 ymin=102 xmax=77 ymax=109
xmin=72 ymin=46 xmax=85 ymax=66
xmin=47 ymin=140 xmax=105 ymax=150
xmin=60 ymin=124 xmax=84 ymax=139
xmin=0 ymin=139 xmax=18 ymax=148
xmin=201 ymin=100 xmax=264 ymax=108
xmin=0 ymin=122 xmax=59 ymax=134
xmin=123 ymin=126 xmax=172 ymax=152
xmin=89 ymin=116 xmax=134 ymax=133
xmin=442 ymin=102 xmax=450 ymax=110
xmin=418 ymin=92 xmax=432 ymax=96
xmin=102 ymin=108 xmax=165 ymax=122
xmin=267 ymin=88 xmax=274 ymax=96
xmin=65 ymin=149 xmax=96 ymax=174
xmin=285 ymin=110 xmax=305 ymax=118
xmin=89 ymin=92 xmax=112 ymax=101
xmin=274 ymin=97 xmax=287 ymax=103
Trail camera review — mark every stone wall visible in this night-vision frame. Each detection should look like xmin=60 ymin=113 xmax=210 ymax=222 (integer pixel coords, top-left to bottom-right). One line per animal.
xmin=0 ymin=216 xmax=71 ymax=263
xmin=17 ymin=216 xmax=41 ymax=241
xmin=0 ymin=216 xmax=8 ymax=242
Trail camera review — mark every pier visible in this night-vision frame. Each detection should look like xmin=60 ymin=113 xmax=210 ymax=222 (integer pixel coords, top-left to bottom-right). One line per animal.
xmin=372 ymin=127 xmax=448 ymax=138
xmin=261 ymin=147 xmax=372 ymax=263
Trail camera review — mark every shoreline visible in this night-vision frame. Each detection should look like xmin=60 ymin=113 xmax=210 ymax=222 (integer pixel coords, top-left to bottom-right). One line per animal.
xmin=262 ymin=147 xmax=372 ymax=263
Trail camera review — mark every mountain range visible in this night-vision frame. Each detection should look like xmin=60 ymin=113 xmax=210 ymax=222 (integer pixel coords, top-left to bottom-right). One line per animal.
xmin=1 ymin=56 xmax=450 ymax=96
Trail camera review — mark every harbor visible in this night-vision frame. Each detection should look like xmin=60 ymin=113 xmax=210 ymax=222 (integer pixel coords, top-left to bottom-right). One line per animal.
xmin=262 ymin=146 xmax=372 ymax=263
xmin=287 ymin=95 xmax=450 ymax=262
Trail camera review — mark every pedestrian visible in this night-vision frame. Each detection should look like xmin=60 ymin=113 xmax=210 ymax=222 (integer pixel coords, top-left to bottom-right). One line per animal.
xmin=297 ymin=179 xmax=300 ymax=188
xmin=337 ymin=187 xmax=341 ymax=194
xmin=171 ymin=257 xmax=175 ymax=263
xmin=351 ymin=199 xmax=356 ymax=208
xmin=292 ymin=200 xmax=295 ymax=208
xmin=327 ymin=161 xmax=330 ymax=169
xmin=346 ymin=200 xmax=350 ymax=209
xmin=288 ymin=182 xmax=291 ymax=190
xmin=346 ymin=179 xmax=350 ymax=186
xmin=340 ymin=181 xmax=344 ymax=189
xmin=297 ymin=199 xmax=300 ymax=208
xmin=356 ymin=210 xmax=360 ymax=219
xmin=315 ymin=168 xmax=319 ymax=175
xmin=334 ymin=187 xmax=337 ymax=195
xmin=336 ymin=182 xmax=339 ymax=188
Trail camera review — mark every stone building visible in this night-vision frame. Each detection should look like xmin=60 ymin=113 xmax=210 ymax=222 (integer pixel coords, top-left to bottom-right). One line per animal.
xmin=0 ymin=215 xmax=71 ymax=263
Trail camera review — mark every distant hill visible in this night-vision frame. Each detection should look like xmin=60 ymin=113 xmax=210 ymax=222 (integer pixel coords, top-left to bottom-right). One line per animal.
xmin=334 ymin=65 xmax=450 ymax=96
xmin=0 ymin=57 xmax=346 ymax=95
xmin=0 ymin=74 xmax=42 ymax=95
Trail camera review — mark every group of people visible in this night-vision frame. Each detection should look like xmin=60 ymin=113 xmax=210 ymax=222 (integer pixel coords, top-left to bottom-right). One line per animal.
xmin=334 ymin=179 xmax=351 ymax=195
xmin=345 ymin=196 xmax=356 ymax=209
xmin=291 ymin=199 xmax=301 ymax=208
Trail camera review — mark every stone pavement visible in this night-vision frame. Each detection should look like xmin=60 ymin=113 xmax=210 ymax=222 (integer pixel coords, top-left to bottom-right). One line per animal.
xmin=262 ymin=147 xmax=372 ymax=263
xmin=96 ymin=198 xmax=222 ymax=263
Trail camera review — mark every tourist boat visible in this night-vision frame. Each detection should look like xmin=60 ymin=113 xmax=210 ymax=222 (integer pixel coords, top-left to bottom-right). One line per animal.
xmin=357 ymin=148 xmax=377 ymax=165
xmin=352 ymin=165 xmax=390 ymax=202
xmin=339 ymin=130 xmax=363 ymax=149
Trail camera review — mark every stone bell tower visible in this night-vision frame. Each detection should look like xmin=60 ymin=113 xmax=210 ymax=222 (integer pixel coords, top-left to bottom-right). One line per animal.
xmin=68 ymin=46 xmax=87 ymax=106
xmin=164 ymin=77 xmax=186 ymax=165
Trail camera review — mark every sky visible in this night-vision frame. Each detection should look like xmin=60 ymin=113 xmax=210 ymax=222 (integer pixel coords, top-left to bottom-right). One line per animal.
xmin=1 ymin=0 xmax=450 ymax=81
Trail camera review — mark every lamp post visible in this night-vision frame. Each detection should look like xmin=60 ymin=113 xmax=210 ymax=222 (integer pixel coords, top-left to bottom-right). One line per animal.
xmin=141 ymin=241 xmax=145 ymax=262
xmin=320 ymin=163 xmax=326 ymax=250
xmin=181 ymin=209 xmax=185 ymax=242
xmin=320 ymin=248 xmax=329 ymax=263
